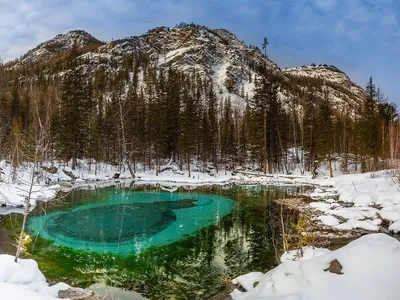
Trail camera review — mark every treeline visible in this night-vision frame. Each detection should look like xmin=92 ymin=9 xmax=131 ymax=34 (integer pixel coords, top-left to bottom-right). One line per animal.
xmin=0 ymin=46 xmax=398 ymax=176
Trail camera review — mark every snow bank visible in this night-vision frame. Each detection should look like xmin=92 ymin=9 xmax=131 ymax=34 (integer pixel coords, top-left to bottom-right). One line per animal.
xmin=0 ymin=159 xmax=236 ymax=210
xmin=0 ymin=156 xmax=326 ymax=212
xmin=232 ymin=233 xmax=400 ymax=300
xmin=0 ymin=160 xmax=61 ymax=208
xmin=0 ymin=254 xmax=69 ymax=300
xmin=310 ymin=171 xmax=400 ymax=232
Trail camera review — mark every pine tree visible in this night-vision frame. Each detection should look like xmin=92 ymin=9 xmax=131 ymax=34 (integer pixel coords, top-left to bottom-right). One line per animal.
xmin=221 ymin=97 xmax=235 ymax=171
xmin=148 ymin=67 xmax=165 ymax=172
xmin=206 ymin=83 xmax=219 ymax=171
xmin=302 ymin=92 xmax=317 ymax=172
xmin=361 ymin=76 xmax=381 ymax=170
xmin=10 ymin=83 xmax=21 ymax=124
xmin=179 ymin=86 xmax=197 ymax=176
xmin=315 ymin=95 xmax=334 ymax=176
xmin=249 ymin=74 xmax=269 ymax=173
xmin=58 ymin=44 xmax=92 ymax=169
xmin=238 ymin=103 xmax=250 ymax=167
xmin=265 ymin=76 xmax=288 ymax=173
xmin=162 ymin=68 xmax=181 ymax=161
xmin=249 ymin=73 xmax=283 ymax=173
xmin=0 ymin=95 xmax=10 ymax=156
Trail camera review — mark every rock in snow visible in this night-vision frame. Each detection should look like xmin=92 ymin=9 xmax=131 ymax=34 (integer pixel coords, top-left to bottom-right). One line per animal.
xmin=231 ymin=233 xmax=400 ymax=300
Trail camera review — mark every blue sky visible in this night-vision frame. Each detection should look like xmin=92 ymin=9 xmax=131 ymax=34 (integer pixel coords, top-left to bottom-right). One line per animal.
xmin=1 ymin=0 xmax=399 ymax=103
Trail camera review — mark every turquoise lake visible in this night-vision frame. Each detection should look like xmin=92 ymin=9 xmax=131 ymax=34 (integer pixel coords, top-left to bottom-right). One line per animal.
xmin=28 ymin=191 xmax=236 ymax=254
xmin=0 ymin=184 xmax=309 ymax=299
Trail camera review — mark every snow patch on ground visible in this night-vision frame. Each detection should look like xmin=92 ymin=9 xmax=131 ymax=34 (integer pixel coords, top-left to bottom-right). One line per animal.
xmin=165 ymin=45 xmax=201 ymax=63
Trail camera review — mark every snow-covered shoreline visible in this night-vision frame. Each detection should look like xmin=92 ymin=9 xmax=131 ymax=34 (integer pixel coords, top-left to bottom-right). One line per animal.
xmin=231 ymin=233 xmax=400 ymax=300
xmin=0 ymin=158 xmax=319 ymax=212
xmin=0 ymin=159 xmax=235 ymax=210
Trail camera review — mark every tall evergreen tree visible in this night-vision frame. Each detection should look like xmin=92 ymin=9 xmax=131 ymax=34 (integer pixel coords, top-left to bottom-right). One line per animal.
xmin=220 ymin=97 xmax=235 ymax=171
xmin=249 ymin=74 xmax=269 ymax=173
xmin=206 ymin=83 xmax=219 ymax=171
xmin=303 ymin=92 xmax=317 ymax=171
xmin=361 ymin=76 xmax=381 ymax=170
xmin=58 ymin=44 xmax=92 ymax=169
xmin=163 ymin=68 xmax=181 ymax=161
xmin=179 ymin=86 xmax=197 ymax=176
xmin=315 ymin=96 xmax=334 ymax=176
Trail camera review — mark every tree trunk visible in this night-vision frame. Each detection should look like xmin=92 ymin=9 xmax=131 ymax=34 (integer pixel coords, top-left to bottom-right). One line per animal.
xmin=117 ymin=97 xmax=135 ymax=179
xmin=187 ymin=154 xmax=191 ymax=178
xmin=274 ymin=119 xmax=288 ymax=175
xmin=312 ymin=161 xmax=319 ymax=179
xmin=72 ymin=145 xmax=77 ymax=171
xmin=264 ymin=117 xmax=267 ymax=174
xmin=292 ymin=105 xmax=299 ymax=163
xmin=15 ymin=160 xmax=38 ymax=261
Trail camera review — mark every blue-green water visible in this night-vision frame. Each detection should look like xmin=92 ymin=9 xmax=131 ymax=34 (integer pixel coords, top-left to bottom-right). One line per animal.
xmin=0 ymin=184 xmax=309 ymax=299
xmin=28 ymin=191 xmax=235 ymax=254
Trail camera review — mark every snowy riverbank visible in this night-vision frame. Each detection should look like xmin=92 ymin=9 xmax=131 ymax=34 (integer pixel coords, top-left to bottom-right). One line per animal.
xmin=0 ymin=159 xmax=234 ymax=210
xmin=0 ymin=159 xmax=319 ymax=211
xmin=231 ymin=233 xmax=400 ymax=300
xmin=307 ymin=170 xmax=400 ymax=233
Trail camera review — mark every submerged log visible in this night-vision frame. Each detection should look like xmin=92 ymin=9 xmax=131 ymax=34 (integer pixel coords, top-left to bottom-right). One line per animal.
xmin=58 ymin=287 xmax=94 ymax=299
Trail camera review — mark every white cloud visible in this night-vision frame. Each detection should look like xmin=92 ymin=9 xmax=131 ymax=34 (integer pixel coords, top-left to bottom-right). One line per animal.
xmin=0 ymin=0 xmax=201 ymax=61
xmin=314 ymin=0 xmax=336 ymax=10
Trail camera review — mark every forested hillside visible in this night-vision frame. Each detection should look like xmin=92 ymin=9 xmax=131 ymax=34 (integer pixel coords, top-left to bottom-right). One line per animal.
xmin=0 ymin=23 xmax=398 ymax=176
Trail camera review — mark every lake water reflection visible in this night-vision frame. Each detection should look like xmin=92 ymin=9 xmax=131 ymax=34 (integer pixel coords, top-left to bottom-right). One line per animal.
xmin=21 ymin=183 xmax=309 ymax=299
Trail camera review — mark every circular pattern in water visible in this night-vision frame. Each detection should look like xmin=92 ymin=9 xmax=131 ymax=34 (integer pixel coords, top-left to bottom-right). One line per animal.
xmin=28 ymin=191 xmax=236 ymax=254
xmin=48 ymin=204 xmax=177 ymax=243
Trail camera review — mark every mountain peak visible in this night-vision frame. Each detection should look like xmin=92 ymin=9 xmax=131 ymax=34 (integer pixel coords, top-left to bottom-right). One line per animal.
xmin=283 ymin=64 xmax=353 ymax=87
xmin=282 ymin=64 xmax=365 ymax=112
xmin=21 ymin=29 xmax=103 ymax=63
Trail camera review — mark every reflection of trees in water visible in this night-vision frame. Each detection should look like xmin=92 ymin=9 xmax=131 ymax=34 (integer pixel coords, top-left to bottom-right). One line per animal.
xmin=134 ymin=186 xmax=303 ymax=298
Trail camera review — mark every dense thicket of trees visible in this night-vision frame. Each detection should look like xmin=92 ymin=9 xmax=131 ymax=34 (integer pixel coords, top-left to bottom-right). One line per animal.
xmin=0 ymin=47 xmax=398 ymax=176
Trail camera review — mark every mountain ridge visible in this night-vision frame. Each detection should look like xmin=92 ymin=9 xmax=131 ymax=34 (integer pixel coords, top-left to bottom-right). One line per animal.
xmin=8 ymin=24 xmax=366 ymax=114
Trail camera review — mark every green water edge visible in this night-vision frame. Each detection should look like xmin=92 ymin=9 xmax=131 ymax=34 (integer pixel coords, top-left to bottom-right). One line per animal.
xmin=0 ymin=184 xmax=310 ymax=299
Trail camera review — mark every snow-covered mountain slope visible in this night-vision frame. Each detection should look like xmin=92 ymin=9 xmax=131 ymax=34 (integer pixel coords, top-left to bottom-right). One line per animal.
xmin=284 ymin=65 xmax=352 ymax=86
xmin=283 ymin=65 xmax=365 ymax=113
xmin=13 ymin=25 xmax=365 ymax=113
xmin=81 ymin=25 xmax=280 ymax=109
xmin=20 ymin=30 xmax=104 ymax=64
